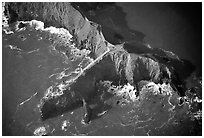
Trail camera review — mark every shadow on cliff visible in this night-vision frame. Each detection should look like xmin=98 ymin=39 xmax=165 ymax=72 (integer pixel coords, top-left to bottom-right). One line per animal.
xmin=123 ymin=41 xmax=196 ymax=79
xmin=41 ymin=87 xmax=114 ymax=122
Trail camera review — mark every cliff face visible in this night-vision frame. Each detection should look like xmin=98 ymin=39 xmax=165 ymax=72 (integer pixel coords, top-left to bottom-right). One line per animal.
xmin=3 ymin=2 xmax=201 ymax=136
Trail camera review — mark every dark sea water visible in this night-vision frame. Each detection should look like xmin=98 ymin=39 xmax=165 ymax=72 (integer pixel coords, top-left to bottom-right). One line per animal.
xmin=116 ymin=3 xmax=202 ymax=76
xmin=2 ymin=3 xmax=202 ymax=136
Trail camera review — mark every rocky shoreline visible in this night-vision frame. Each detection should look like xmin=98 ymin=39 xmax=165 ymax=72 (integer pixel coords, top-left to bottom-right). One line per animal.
xmin=2 ymin=2 xmax=202 ymax=136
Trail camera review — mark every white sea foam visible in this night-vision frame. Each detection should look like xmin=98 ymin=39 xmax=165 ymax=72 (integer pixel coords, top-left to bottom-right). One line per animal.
xmin=2 ymin=27 xmax=14 ymax=34
xmin=29 ymin=20 xmax=44 ymax=30
xmin=7 ymin=20 xmax=73 ymax=40
xmin=142 ymin=81 xmax=174 ymax=96
xmin=28 ymin=20 xmax=73 ymax=39
xmin=5 ymin=44 xmax=23 ymax=51
xmin=61 ymin=120 xmax=72 ymax=131
xmin=109 ymin=83 xmax=137 ymax=102
xmin=33 ymin=125 xmax=49 ymax=136
xmin=2 ymin=2 xmax=9 ymax=27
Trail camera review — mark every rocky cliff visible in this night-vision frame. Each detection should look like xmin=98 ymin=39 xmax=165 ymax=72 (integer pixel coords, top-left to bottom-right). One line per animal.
xmin=3 ymin=2 xmax=201 ymax=136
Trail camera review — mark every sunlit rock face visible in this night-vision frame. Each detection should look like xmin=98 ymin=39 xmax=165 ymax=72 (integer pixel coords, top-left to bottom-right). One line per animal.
xmin=2 ymin=2 xmax=201 ymax=136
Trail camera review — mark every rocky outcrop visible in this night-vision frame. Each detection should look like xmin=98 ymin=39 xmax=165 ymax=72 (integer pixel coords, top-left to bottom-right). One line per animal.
xmin=4 ymin=2 xmax=108 ymax=59
xmin=3 ymin=2 xmax=198 ymax=125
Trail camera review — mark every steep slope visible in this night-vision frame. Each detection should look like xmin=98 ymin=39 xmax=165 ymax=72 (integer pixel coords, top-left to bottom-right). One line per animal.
xmin=3 ymin=2 xmax=201 ymax=136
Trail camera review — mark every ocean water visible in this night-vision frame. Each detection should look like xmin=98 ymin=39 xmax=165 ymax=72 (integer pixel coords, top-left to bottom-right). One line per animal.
xmin=2 ymin=2 xmax=202 ymax=135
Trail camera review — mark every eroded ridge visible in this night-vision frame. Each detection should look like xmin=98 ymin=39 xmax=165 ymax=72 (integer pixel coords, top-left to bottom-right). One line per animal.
xmin=3 ymin=2 xmax=201 ymax=136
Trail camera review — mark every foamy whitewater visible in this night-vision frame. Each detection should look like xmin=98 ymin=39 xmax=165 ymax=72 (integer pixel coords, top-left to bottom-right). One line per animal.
xmin=2 ymin=3 xmax=202 ymax=135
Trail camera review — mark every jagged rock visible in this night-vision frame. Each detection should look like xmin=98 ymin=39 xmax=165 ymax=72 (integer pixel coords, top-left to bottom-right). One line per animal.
xmin=4 ymin=2 xmax=109 ymax=59
xmin=3 ymin=2 xmax=201 ymax=135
